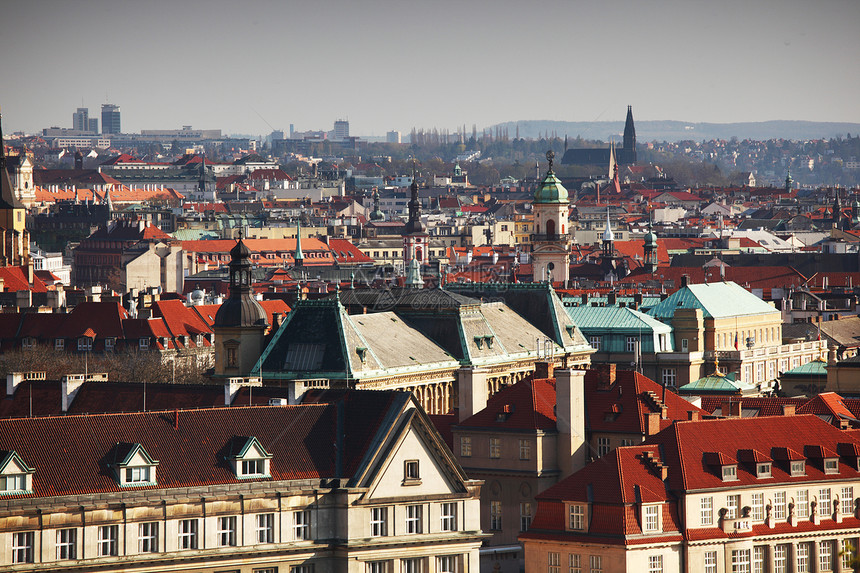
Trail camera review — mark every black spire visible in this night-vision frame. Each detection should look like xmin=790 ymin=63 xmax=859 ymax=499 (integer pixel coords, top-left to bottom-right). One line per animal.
xmin=0 ymin=111 xmax=23 ymax=210
xmin=622 ymin=105 xmax=637 ymax=163
xmin=404 ymin=160 xmax=424 ymax=234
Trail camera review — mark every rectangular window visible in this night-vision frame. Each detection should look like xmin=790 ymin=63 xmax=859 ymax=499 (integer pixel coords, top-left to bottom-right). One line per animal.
xmin=753 ymin=546 xmax=765 ymax=573
xmin=796 ymin=489 xmax=809 ymax=518
xmin=722 ymin=465 xmax=738 ymax=481
xmin=520 ymin=502 xmax=532 ymax=532
xmin=126 ymin=466 xmax=151 ymax=483
xmin=842 ymin=540 xmax=856 ymax=570
xmin=405 ymin=504 xmax=422 ymax=534
xmin=438 ymin=556 xmax=458 ymax=573
xmin=732 ymin=549 xmax=751 ymax=573
xmin=460 ymin=437 xmax=471 ymax=457
xmin=98 ymin=524 xmax=118 ymax=556
xmin=701 ymin=496 xmax=713 ymax=526
xmin=774 ymin=544 xmax=788 ymax=573
xmin=819 ymin=540 xmax=833 ymax=571
xmin=589 ymin=336 xmax=601 ymax=350
xmin=489 ymin=437 xmax=501 ymax=459
xmin=178 ymin=518 xmax=198 ymax=550
xmin=756 ymin=462 xmax=771 ymax=478
xmin=404 ymin=460 xmax=420 ymax=481
xmin=57 ymin=528 xmax=77 ymax=560
xmin=791 ymin=460 xmax=805 ymax=476
xmin=441 ymin=503 xmax=457 ymax=532
xmin=796 ymin=542 xmax=811 ymax=573
xmin=569 ymin=554 xmax=582 ymax=573
xmin=727 ymin=494 xmax=740 ymax=519
xmin=491 ymin=500 xmax=502 ymax=530
xmin=241 ymin=459 xmax=265 ymax=476
xmin=370 ymin=507 xmax=387 ymax=537
xmin=402 ymin=558 xmax=422 ymax=573
xmin=549 ymin=552 xmax=561 ymax=573
xmin=569 ymin=504 xmax=585 ymax=530
xmin=648 ymin=555 xmax=663 ymax=573
xmin=368 ymin=560 xmax=389 ymax=573
xmin=626 ymin=336 xmax=637 ymax=352
xmin=643 ymin=505 xmax=659 ymax=532
xmin=773 ymin=491 xmax=786 ymax=519
xmin=293 ymin=510 xmax=310 ymax=540
xmin=597 ymin=437 xmax=611 ymax=457
xmin=519 ymin=439 xmax=531 ymax=460
xmin=12 ymin=531 xmax=34 ymax=564
xmin=589 ymin=555 xmax=602 ymax=573
xmin=751 ymin=492 xmax=764 ymax=521
xmin=704 ymin=551 xmax=717 ymax=573
xmin=842 ymin=486 xmax=854 ymax=514
xmin=256 ymin=513 xmax=274 ymax=543
xmin=219 ymin=516 xmax=237 ymax=547
xmin=661 ymin=368 xmax=676 ymax=387
xmin=820 ymin=488 xmax=832 ymax=516
xmin=825 ymin=458 xmax=839 ymax=474
xmin=55 ymin=338 xmax=64 ymax=350
xmin=681 ymin=338 xmax=689 ymax=351
xmin=139 ymin=522 xmax=159 ymax=553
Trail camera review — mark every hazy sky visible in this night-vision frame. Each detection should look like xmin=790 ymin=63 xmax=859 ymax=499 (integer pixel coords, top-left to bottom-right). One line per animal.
xmin=1 ymin=0 xmax=858 ymax=136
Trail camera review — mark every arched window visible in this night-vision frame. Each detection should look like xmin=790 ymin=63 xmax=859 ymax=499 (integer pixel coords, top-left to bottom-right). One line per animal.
xmin=546 ymin=219 xmax=556 ymax=237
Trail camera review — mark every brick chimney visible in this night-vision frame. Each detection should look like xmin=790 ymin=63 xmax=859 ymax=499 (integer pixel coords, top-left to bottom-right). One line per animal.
xmin=594 ymin=363 xmax=617 ymax=390
xmin=646 ymin=412 xmax=662 ymax=436
xmin=782 ymin=404 xmax=796 ymax=416
xmin=534 ymin=361 xmax=554 ymax=379
xmin=687 ymin=410 xmax=701 ymax=422
xmin=722 ymin=399 xmax=742 ymax=417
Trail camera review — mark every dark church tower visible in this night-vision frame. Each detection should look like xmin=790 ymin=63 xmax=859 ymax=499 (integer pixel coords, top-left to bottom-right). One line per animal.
xmin=622 ymin=105 xmax=637 ymax=164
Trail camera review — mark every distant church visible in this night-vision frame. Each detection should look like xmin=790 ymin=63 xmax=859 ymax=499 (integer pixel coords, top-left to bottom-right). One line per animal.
xmin=561 ymin=105 xmax=637 ymax=166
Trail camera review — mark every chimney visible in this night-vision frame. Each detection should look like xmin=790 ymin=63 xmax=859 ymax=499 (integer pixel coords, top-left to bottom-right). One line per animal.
xmin=660 ymin=292 xmax=669 ymax=301
xmin=687 ymin=410 xmax=701 ymax=422
xmin=581 ymin=293 xmax=588 ymax=305
xmin=534 ymin=361 xmax=553 ymax=379
xmin=457 ymin=367 xmax=489 ymax=422
xmin=555 ymin=369 xmax=587 ymax=479
xmin=594 ymin=363 xmax=617 ymax=390
xmin=681 ymin=274 xmax=690 ymax=288
xmin=722 ymin=399 xmax=742 ymax=417
xmin=646 ymin=412 xmax=662 ymax=436
xmin=782 ymin=404 xmax=796 ymax=416
xmin=607 ymin=291 xmax=617 ymax=306
xmin=6 ymin=372 xmax=24 ymax=397
xmin=61 ymin=374 xmax=86 ymax=412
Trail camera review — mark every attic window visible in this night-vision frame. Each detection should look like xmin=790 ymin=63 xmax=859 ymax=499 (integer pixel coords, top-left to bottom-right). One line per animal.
xmin=791 ymin=460 xmax=806 ymax=477
xmin=139 ymin=338 xmax=150 ymax=349
xmin=228 ymin=436 xmax=272 ymax=480
xmin=111 ymin=443 xmax=159 ymax=488
xmin=824 ymin=458 xmax=839 ymax=475
xmin=722 ymin=465 xmax=738 ymax=482
xmin=474 ymin=336 xmax=484 ymax=349
xmin=0 ymin=451 xmax=35 ymax=495
xmin=756 ymin=463 xmax=772 ymax=478
xmin=403 ymin=460 xmax=421 ymax=485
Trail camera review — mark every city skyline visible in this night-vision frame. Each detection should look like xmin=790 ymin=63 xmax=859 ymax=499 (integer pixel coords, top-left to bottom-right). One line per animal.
xmin=1 ymin=0 xmax=858 ymax=136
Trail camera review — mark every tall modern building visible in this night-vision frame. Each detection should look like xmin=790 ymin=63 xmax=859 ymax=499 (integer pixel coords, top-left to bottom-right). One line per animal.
xmin=71 ymin=108 xmax=98 ymax=133
xmin=101 ymin=103 xmax=121 ymax=135
xmin=333 ymin=119 xmax=349 ymax=140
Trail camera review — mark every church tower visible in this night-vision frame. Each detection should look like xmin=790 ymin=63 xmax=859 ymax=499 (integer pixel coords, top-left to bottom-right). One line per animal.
xmin=0 ymin=112 xmax=28 ymax=267
xmin=643 ymin=210 xmax=659 ymax=274
xmin=622 ymin=105 xmax=637 ymax=164
xmin=403 ymin=165 xmax=428 ymax=268
xmin=197 ymin=153 xmax=216 ymax=202
xmin=213 ymin=236 xmax=268 ymax=378
xmin=531 ymin=150 xmax=570 ymax=284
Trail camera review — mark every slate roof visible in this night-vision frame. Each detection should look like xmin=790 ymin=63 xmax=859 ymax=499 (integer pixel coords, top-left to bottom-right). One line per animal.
xmin=647 ymin=281 xmax=778 ymax=320
xmin=0 ymin=391 xmax=403 ymax=498
xmin=565 ymin=305 xmax=672 ymax=333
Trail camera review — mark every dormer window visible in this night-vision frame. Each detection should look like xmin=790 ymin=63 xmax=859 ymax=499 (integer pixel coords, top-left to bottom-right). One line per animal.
xmin=0 ymin=451 xmax=35 ymax=495
xmin=642 ymin=504 xmax=662 ymax=533
xmin=104 ymin=338 xmax=115 ymax=352
xmin=824 ymin=458 xmax=839 ymax=475
xmin=722 ymin=465 xmax=738 ymax=482
xmin=227 ymin=436 xmax=272 ymax=479
xmin=756 ymin=463 xmax=772 ymax=478
xmin=139 ymin=338 xmax=150 ymax=350
xmin=55 ymin=338 xmax=64 ymax=351
xmin=791 ymin=460 xmax=806 ymax=476
xmin=109 ymin=443 xmax=158 ymax=487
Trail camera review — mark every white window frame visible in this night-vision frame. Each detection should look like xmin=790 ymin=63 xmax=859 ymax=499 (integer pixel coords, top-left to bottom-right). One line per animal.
xmin=643 ymin=504 xmax=660 ymax=532
xmin=139 ymin=521 xmax=158 ymax=553
xmin=459 ymin=436 xmax=471 ymax=457
xmin=438 ymin=555 xmax=458 ymax=573
xmin=293 ymin=510 xmax=311 ymax=540
xmin=441 ymin=502 xmax=457 ymax=532
xmin=569 ymin=504 xmax=585 ymax=530
xmin=589 ymin=336 xmax=601 ymax=350
xmin=726 ymin=494 xmax=740 ymax=519
xmin=773 ymin=491 xmax=786 ymax=519
xmin=701 ymin=496 xmax=713 ymax=526
xmin=589 ymin=555 xmax=602 ymax=573
xmin=126 ymin=465 xmax=152 ymax=484
xmin=753 ymin=546 xmax=765 ymax=573
xmin=405 ymin=504 xmax=422 ymax=534
xmin=520 ymin=502 xmax=532 ymax=532
xmin=569 ymin=553 xmax=582 ymax=573
xmin=841 ymin=486 xmax=854 ymax=515
xmin=790 ymin=460 xmax=805 ymax=476
xmin=626 ymin=336 xmax=637 ymax=352
xmin=774 ymin=544 xmax=788 ymax=573
xmin=370 ymin=507 xmax=387 ymax=537
xmin=842 ymin=540 xmax=856 ymax=571
xmin=56 ymin=527 xmax=77 ymax=560
xmin=519 ymin=439 xmax=531 ymax=460
xmin=549 ymin=551 xmax=561 ymax=573
xmin=177 ymin=518 xmax=198 ymax=550
xmin=597 ymin=437 xmax=611 ymax=457
xmin=796 ymin=542 xmax=810 ymax=573
xmin=722 ymin=464 xmax=738 ymax=481
xmin=704 ymin=551 xmax=717 ymax=573
xmin=751 ymin=492 xmax=764 ymax=521
xmin=489 ymin=437 xmax=501 ymax=459
xmin=661 ymin=368 xmax=676 ymax=387
xmin=12 ymin=531 xmax=34 ymax=564
xmin=819 ymin=540 xmax=833 ymax=572
xmin=98 ymin=524 xmax=118 ymax=556
xmin=824 ymin=458 xmax=839 ymax=474
xmin=648 ymin=555 xmax=663 ymax=573
xmin=218 ymin=515 xmax=237 ymax=547
xmin=732 ymin=548 xmax=751 ymax=573
xmin=256 ymin=513 xmax=274 ymax=544
xmin=490 ymin=500 xmax=502 ymax=530
xmin=756 ymin=462 xmax=771 ymax=478
xmin=796 ymin=489 xmax=809 ymax=518
xmin=820 ymin=488 xmax=832 ymax=516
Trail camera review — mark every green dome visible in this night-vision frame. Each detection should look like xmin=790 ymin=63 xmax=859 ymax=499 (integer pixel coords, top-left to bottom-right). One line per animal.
xmin=644 ymin=230 xmax=658 ymax=248
xmin=534 ymin=170 xmax=569 ymax=204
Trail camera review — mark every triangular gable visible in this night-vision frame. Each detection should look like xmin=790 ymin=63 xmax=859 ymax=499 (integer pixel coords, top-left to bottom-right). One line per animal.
xmin=351 ymin=396 xmax=469 ymax=499
xmin=228 ymin=436 xmax=272 ymax=460
xmin=114 ymin=443 xmax=159 ymax=468
xmin=0 ymin=451 xmax=34 ymax=475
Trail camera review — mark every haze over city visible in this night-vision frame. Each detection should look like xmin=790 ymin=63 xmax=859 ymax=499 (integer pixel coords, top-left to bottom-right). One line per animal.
xmin=1 ymin=0 xmax=858 ymax=136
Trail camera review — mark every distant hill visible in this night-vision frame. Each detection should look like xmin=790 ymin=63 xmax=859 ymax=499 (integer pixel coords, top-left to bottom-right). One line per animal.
xmin=491 ymin=120 xmax=860 ymax=142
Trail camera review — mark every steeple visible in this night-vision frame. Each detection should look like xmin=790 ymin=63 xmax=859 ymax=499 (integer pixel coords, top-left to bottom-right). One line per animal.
xmin=643 ymin=207 xmax=659 ymax=273
xmin=213 ymin=234 xmax=267 ymax=328
xmin=602 ymin=207 xmax=615 ymax=257
xmin=608 ymin=140 xmax=617 ymax=180
xmin=294 ymin=218 xmax=304 ymax=268
xmin=404 ymin=162 xmax=424 ymax=235
xmin=784 ymin=169 xmax=792 ymax=195
xmin=622 ymin=105 xmax=636 ymax=163
xmin=369 ymin=188 xmax=384 ymax=221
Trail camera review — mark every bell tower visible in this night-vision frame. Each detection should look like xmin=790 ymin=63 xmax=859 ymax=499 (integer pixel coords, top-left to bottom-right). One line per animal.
xmin=403 ymin=163 xmax=428 ymax=268
xmin=531 ymin=151 xmax=570 ymax=284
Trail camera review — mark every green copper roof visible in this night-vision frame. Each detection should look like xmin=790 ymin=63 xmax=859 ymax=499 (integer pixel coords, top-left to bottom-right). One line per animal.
xmin=782 ymin=358 xmax=828 ymax=376
xmin=565 ymin=305 xmax=672 ymax=334
xmin=534 ymin=170 xmax=569 ymax=204
xmin=647 ymin=281 xmax=777 ymax=321
xmin=679 ymin=371 xmax=742 ymax=394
